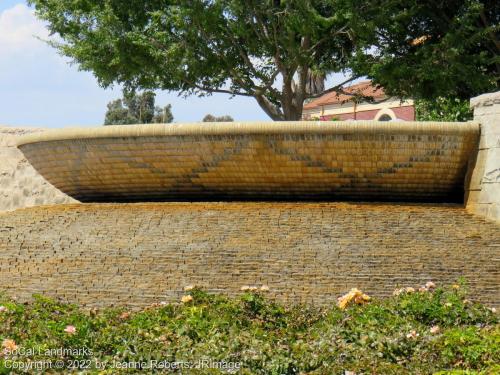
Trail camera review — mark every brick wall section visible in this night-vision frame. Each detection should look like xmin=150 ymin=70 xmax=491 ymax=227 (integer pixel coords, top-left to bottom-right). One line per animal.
xmin=0 ymin=202 xmax=498 ymax=308
xmin=17 ymin=121 xmax=478 ymax=203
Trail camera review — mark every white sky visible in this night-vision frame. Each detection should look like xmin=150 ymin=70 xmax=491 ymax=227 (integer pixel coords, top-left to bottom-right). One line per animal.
xmin=0 ymin=2 xmax=348 ymax=128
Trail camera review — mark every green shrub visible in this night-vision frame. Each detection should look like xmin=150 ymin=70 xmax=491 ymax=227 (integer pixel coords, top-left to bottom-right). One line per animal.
xmin=415 ymin=97 xmax=473 ymax=122
xmin=0 ymin=284 xmax=497 ymax=374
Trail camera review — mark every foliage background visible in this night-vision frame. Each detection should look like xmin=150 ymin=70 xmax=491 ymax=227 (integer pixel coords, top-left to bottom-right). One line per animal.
xmin=415 ymin=98 xmax=473 ymax=122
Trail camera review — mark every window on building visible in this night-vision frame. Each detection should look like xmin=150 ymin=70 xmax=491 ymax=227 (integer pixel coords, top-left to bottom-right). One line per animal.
xmin=378 ymin=114 xmax=393 ymax=121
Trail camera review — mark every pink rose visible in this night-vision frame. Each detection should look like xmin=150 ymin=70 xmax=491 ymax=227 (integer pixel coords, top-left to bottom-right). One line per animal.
xmin=64 ymin=325 xmax=77 ymax=335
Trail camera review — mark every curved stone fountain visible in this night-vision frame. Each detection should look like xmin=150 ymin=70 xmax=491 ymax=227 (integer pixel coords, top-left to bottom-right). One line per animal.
xmin=17 ymin=121 xmax=479 ymax=202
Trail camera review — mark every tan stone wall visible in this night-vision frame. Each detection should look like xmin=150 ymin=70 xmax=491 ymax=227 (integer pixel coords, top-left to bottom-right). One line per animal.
xmin=466 ymin=92 xmax=500 ymax=223
xmin=0 ymin=202 xmax=498 ymax=308
xmin=17 ymin=121 xmax=479 ymax=202
xmin=0 ymin=126 xmax=75 ymax=212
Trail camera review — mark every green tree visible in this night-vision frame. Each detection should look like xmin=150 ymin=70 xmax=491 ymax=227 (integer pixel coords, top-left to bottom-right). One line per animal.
xmin=348 ymin=0 xmax=499 ymax=100
xmin=30 ymin=0 xmax=498 ymax=121
xmin=123 ymin=90 xmax=156 ymax=124
xmin=415 ymin=98 xmax=473 ymax=122
xmin=153 ymin=104 xmax=174 ymax=124
xmin=104 ymin=99 xmax=137 ymax=125
xmin=29 ymin=0 xmax=363 ymax=121
xmin=202 ymin=114 xmax=234 ymax=122
xmin=104 ymin=91 xmax=173 ymax=125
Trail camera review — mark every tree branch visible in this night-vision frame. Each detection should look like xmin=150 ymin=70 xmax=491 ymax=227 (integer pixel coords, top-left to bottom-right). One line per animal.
xmin=193 ymin=85 xmax=254 ymax=97
xmin=306 ymin=76 xmax=359 ymax=99
xmin=254 ymin=94 xmax=283 ymax=120
xmin=479 ymin=9 xmax=500 ymax=52
xmin=307 ymin=25 xmax=349 ymax=53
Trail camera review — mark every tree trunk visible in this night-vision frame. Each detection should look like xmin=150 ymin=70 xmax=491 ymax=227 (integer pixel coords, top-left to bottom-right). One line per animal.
xmin=253 ymin=82 xmax=306 ymax=121
xmin=282 ymin=103 xmax=302 ymax=121
xmin=254 ymin=94 xmax=284 ymax=121
xmin=280 ymin=73 xmax=305 ymax=121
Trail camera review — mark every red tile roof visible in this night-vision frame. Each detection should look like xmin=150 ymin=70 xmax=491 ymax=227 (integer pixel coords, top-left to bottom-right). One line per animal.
xmin=303 ymin=80 xmax=386 ymax=110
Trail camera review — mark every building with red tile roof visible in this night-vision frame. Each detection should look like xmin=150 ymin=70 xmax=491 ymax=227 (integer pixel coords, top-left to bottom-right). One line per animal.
xmin=302 ymin=80 xmax=415 ymax=121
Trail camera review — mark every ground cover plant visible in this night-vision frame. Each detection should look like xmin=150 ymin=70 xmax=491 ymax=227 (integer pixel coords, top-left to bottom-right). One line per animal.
xmin=0 ymin=282 xmax=498 ymax=374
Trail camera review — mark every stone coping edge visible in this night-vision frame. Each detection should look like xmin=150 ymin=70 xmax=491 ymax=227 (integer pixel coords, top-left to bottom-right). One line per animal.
xmin=470 ymin=91 xmax=500 ymax=108
xmin=16 ymin=121 xmax=479 ymax=147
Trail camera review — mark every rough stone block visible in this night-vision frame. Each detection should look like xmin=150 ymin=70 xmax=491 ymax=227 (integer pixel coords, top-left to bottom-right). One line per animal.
xmin=466 ymin=91 xmax=500 ymax=222
xmin=0 ymin=126 xmax=75 ymax=212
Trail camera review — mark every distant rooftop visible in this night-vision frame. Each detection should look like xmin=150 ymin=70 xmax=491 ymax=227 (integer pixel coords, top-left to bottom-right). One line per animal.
xmin=304 ymin=80 xmax=386 ymax=110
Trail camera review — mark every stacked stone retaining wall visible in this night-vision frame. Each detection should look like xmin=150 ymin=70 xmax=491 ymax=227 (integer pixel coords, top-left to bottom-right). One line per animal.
xmin=0 ymin=202 xmax=498 ymax=308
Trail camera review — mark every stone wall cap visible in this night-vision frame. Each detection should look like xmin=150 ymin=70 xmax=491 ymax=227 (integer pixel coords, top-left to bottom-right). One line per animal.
xmin=470 ymin=91 xmax=500 ymax=109
xmin=1 ymin=125 xmax=46 ymax=135
xmin=16 ymin=121 xmax=479 ymax=147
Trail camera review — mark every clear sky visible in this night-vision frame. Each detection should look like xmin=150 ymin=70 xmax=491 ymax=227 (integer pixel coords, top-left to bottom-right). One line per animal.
xmin=0 ymin=1 xmax=346 ymax=128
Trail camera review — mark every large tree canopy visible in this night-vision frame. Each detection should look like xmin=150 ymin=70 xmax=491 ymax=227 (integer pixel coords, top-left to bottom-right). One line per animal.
xmin=350 ymin=0 xmax=499 ymax=100
xmin=28 ymin=0 xmax=361 ymax=120
xmin=29 ymin=0 xmax=499 ymax=120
